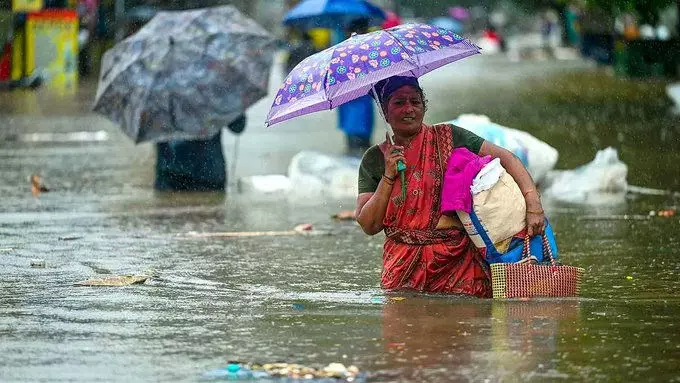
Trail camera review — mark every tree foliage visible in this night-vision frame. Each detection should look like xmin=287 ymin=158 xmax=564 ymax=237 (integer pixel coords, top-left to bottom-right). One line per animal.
xmin=583 ymin=0 xmax=675 ymax=23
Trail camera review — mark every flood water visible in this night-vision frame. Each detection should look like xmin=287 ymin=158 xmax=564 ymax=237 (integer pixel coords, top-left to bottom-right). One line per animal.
xmin=1 ymin=55 xmax=679 ymax=382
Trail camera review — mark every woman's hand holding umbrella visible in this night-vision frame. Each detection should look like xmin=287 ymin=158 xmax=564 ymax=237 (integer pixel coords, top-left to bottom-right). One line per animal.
xmin=383 ymin=140 xmax=406 ymax=199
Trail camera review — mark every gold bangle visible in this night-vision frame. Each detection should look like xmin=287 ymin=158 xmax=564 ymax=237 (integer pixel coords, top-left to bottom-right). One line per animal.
xmin=527 ymin=209 xmax=544 ymax=215
xmin=382 ymin=175 xmax=395 ymax=185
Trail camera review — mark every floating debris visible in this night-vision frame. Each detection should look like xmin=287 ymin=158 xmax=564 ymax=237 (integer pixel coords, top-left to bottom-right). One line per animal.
xmin=17 ymin=131 xmax=109 ymax=143
xmin=331 ymin=210 xmax=356 ymax=221
xmin=74 ymin=275 xmax=149 ymax=286
xmin=649 ymin=209 xmax=676 ymax=217
xmin=183 ymin=224 xmax=331 ymax=238
xmin=0 ymin=248 xmax=13 ymax=252
xmin=203 ymin=362 xmax=363 ymax=382
xmin=294 ymin=223 xmax=314 ymax=233
xmin=628 ymin=185 xmax=680 ymax=198
xmin=30 ymin=260 xmax=45 ymax=268
xmin=59 ymin=236 xmax=83 ymax=241
xmin=186 ymin=230 xmax=297 ymax=238
xmin=577 ymin=215 xmax=650 ymax=221
xmin=30 ymin=174 xmax=50 ymax=197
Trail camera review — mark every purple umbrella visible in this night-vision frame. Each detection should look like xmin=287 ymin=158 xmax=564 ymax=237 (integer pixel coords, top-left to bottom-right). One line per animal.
xmin=266 ymin=23 xmax=480 ymax=126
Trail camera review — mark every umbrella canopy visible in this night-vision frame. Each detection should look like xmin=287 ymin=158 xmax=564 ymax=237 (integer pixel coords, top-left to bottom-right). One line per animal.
xmin=283 ymin=0 xmax=386 ymax=30
xmin=266 ymin=23 xmax=480 ymax=126
xmin=93 ymin=5 xmax=275 ymax=143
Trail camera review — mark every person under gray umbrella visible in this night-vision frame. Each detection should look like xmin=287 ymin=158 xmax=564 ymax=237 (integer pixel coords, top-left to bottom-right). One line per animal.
xmin=93 ymin=5 xmax=274 ymax=191
xmin=154 ymin=115 xmax=246 ymax=191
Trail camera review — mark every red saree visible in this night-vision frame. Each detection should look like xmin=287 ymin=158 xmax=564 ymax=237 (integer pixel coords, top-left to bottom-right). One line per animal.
xmin=380 ymin=124 xmax=491 ymax=298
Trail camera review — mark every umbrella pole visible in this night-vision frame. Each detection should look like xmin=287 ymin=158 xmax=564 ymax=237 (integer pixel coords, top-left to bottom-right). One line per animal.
xmin=371 ymin=86 xmax=395 ymax=145
xmin=229 ymin=135 xmax=240 ymax=192
xmin=370 ymin=86 xmax=406 ymax=200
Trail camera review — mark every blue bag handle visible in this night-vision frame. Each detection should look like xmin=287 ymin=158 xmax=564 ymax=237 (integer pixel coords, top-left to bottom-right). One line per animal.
xmin=468 ymin=210 xmax=500 ymax=256
xmin=468 ymin=208 xmax=558 ymax=264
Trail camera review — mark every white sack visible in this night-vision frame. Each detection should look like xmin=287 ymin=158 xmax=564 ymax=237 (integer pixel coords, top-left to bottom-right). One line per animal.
xmin=542 ymin=147 xmax=628 ymax=204
xmin=668 ymin=83 xmax=680 ymax=115
xmin=286 ymin=151 xmax=360 ymax=200
xmin=444 ymin=114 xmax=559 ymax=184
xmin=237 ymin=175 xmax=292 ymax=194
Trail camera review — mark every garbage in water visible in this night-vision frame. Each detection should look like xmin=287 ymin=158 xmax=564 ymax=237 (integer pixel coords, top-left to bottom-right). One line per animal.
xmin=241 ymin=118 xmax=561 ymax=200
xmin=578 ymin=209 xmax=677 ymax=221
xmin=294 ymin=223 xmax=313 ymax=232
xmin=287 ymin=151 xmax=360 ymax=200
xmin=331 ymin=210 xmax=356 ymax=221
xmin=667 ymin=83 xmax=680 ymax=115
xmin=443 ymin=114 xmax=559 ymax=184
xmin=0 ymin=248 xmax=13 ymax=252
xmin=627 ymin=185 xmax=680 ymax=198
xmin=182 ymin=224 xmax=331 ymax=238
xmin=59 ymin=236 xmax=83 ymax=241
xmin=542 ymin=147 xmax=628 ymax=204
xmin=577 ymin=214 xmax=650 ymax=221
xmin=649 ymin=209 xmax=676 ymax=217
xmin=30 ymin=174 xmax=50 ymax=197
xmin=30 ymin=260 xmax=45 ymax=268
xmin=237 ymin=151 xmax=360 ymax=200
xmin=14 ymin=131 xmax=109 ymax=142
xmin=74 ymin=275 xmax=150 ymax=286
xmin=202 ymin=362 xmax=363 ymax=382
xmin=237 ymin=174 xmax=292 ymax=194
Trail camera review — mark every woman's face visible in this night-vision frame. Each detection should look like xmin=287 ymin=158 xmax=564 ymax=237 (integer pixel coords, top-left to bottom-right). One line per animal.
xmin=384 ymin=85 xmax=425 ymax=137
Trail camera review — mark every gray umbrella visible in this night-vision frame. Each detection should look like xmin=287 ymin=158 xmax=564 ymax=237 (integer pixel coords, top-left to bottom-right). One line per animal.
xmin=93 ymin=5 xmax=275 ymax=143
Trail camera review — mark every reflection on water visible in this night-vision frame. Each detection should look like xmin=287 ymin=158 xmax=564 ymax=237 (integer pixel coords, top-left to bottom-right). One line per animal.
xmin=375 ymin=297 xmax=581 ymax=381
xmin=1 ymin=57 xmax=680 ymax=382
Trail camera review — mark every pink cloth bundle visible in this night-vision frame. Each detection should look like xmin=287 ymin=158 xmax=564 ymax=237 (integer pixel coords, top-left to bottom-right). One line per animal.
xmin=440 ymin=147 xmax=492 ymax=214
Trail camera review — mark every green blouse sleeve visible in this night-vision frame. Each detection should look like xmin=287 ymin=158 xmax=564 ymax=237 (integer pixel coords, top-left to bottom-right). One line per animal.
xmin=451 ymin=124 xmax=485 ymax=154
xmin=358 ymin=145 xmax=385 ymax=194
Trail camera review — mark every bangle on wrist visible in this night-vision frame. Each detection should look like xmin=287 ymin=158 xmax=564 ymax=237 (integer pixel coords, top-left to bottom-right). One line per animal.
xmin=383 ymin=173 xmax=396 ymax=182
xmin=382 ymin=174 xmax=395 ymax=185
xmin=527 ymin=209 xmax=544 ymax=215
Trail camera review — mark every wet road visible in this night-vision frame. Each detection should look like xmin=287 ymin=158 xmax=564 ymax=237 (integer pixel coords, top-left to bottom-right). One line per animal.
xmin=1 ymin=54 xmax=680 ymax=382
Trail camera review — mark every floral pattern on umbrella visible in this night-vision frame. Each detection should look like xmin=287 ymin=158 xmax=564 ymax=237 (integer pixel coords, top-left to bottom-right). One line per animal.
xmin=267 ymin=23 xmax=480 ymax=126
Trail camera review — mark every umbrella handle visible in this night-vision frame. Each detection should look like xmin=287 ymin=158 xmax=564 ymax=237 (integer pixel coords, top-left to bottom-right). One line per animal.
xmin=397 ymin=160 xmax=406 ymax=200
xmin=399 ymin=168 xmax=406 ymax=200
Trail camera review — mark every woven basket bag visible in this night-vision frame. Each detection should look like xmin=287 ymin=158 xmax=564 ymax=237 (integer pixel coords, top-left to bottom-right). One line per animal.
xmin=491 ymin=235 xmax=584 ymax=299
